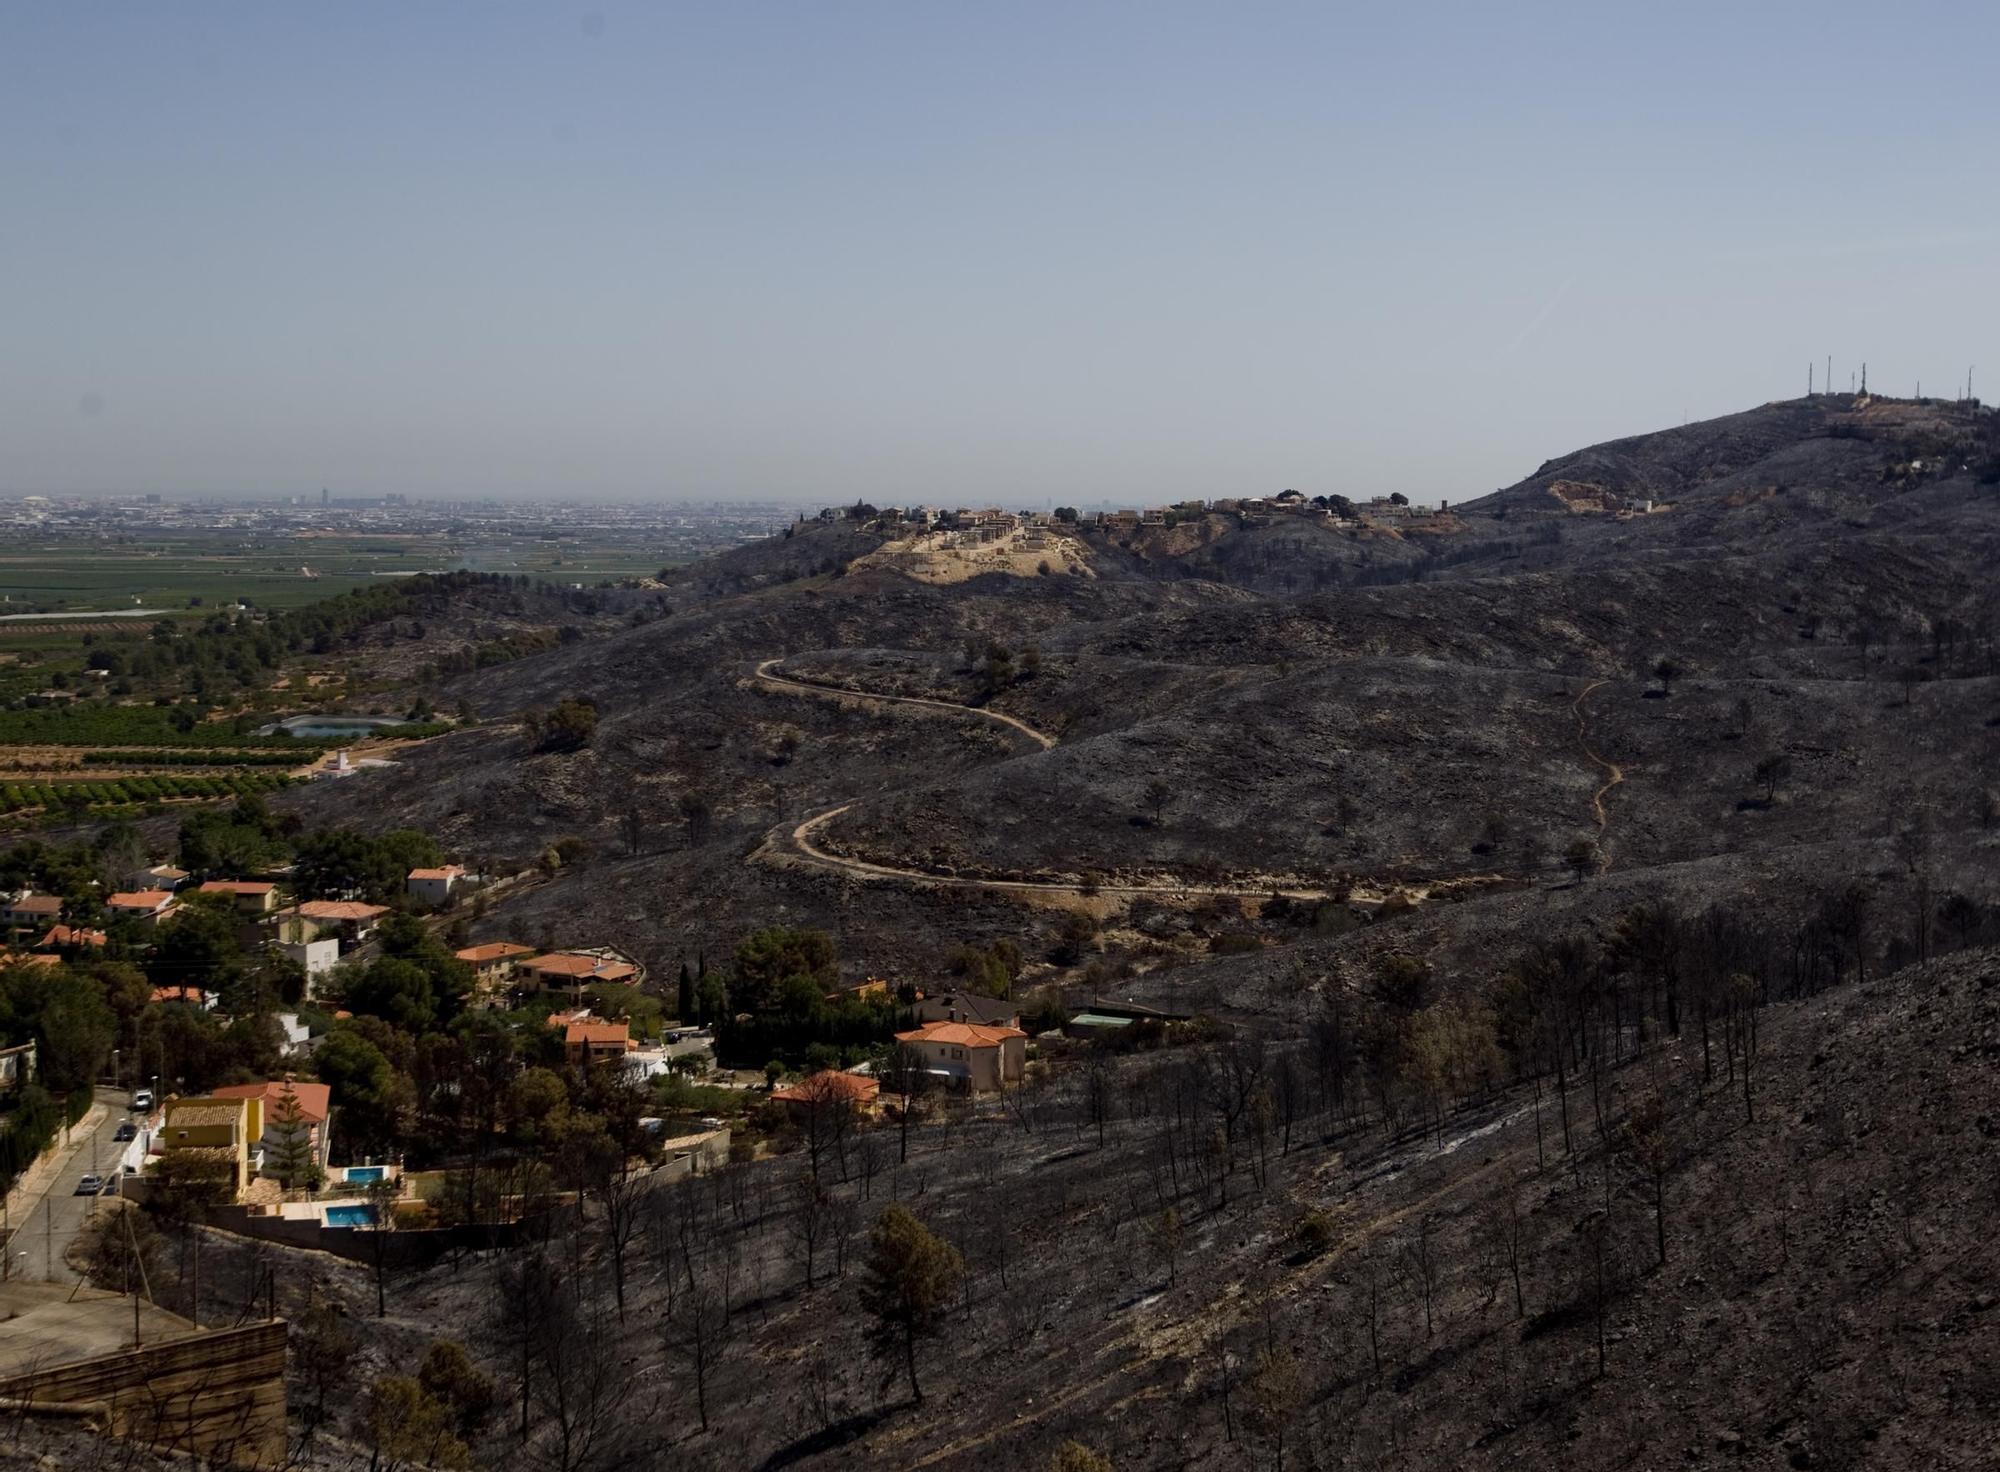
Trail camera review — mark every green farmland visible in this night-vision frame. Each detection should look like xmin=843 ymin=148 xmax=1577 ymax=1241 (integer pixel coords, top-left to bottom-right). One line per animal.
xmin=0 ymin=532 xmax=672 ymax=618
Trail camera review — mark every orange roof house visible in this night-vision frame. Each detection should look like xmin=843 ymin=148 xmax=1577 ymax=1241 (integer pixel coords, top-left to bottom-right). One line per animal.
xmin=455 ymin=941 xmax=536 ymax=965
xmin=456 ymin=941 xmax=537 ymax=982
xmin=521 ymin=953 xmax=639 ymax=989
xmin=36 ymin=924 xmax=106 ymax=950
xmin=151 ymin=985 xmax=213 ymax=1008
xmin=273 ymin=900 xmax=389 ymax=949
xmin=894 ymin=1021 xmax=1027 ymax=1049
xmin=292 ymin=901 xmax=390 ymax=922
xmin=406 ymin=865 xmax=470 ymax=905
xmin=893 ymin=1019 xmax=1029 ymax=1092
xmin=211 ymin=1079 xmax=331 ymax=1125
xmin=106 ymin=890 xmax=177 ymax=919
xmin=197 ymin=880 xmax=280 ymax=913
xmin=771 ymin=1070 xmax=881 ymax=1110
xmin=564 ymin=1019 xmax=633 ymax=1066
xmin=2 ymin=894 xmax=64 ymax=925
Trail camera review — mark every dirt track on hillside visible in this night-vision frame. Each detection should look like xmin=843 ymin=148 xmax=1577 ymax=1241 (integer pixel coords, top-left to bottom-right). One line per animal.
xmin=750 ymin=656 xmax=1506 ymax=909
xmin=1573 ymin=679 xmax=1625 ymax=872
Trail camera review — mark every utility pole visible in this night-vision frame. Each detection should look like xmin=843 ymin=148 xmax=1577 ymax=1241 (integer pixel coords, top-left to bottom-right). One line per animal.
xmin=1861 ymin=362 xmax=1867 ymax=395
xmin=1808 ymin=362 xmax=1813 ymax=396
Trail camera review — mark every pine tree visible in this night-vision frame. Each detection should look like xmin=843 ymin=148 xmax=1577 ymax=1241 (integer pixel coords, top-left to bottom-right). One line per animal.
xmin=861 ymin=1205 xmax=963 ymax=1404
xmin=269 ymin=1080 xmax=318 ymax=1191
xmin=676 ymin=962 xmax=695 ymax=1026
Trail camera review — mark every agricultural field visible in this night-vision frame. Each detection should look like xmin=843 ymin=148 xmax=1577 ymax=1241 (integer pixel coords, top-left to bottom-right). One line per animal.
xmin=0 ymin=541 xmax=504 ymax=822
xmin=0 ymin=530 xmax=675 ymax=704
xmin=0 ymin=531 xmax=676 ymax=618
xmin=0 ymin=770 xmax=298 ymax=821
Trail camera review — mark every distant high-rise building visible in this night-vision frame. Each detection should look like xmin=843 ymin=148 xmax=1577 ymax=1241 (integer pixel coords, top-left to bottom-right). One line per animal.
xmin=321 ymin=487 xmax=329 ymax=508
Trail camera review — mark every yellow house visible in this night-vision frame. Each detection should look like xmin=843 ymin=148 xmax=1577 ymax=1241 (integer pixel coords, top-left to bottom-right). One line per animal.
xmin=195 ymin=880 xmax=281 ymax=915
xmin=160 ymin=1094 xmax=264 ymax=1198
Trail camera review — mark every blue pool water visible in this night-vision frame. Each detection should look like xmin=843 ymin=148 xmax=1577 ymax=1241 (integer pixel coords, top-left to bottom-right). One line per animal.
xmin=344 ymin=1166 xmax=386 ymax=1183
xmin=325 ymin=1205 xmax=377 ymax=1228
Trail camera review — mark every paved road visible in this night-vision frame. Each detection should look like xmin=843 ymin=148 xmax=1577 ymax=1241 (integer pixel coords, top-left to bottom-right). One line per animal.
xmin=4 ymin=1088 xmax=136 ymax=1284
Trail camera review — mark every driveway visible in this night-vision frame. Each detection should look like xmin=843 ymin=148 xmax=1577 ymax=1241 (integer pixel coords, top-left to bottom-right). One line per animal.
xmin=3 ymin=1088 xmax=136 ymax=1284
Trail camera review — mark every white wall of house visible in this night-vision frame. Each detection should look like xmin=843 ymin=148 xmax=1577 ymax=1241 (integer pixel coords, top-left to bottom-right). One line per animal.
xmin=406 ymin=875 xmax=458 ymax=906
xmin=281 ymin=939 xmax=341 ymax=993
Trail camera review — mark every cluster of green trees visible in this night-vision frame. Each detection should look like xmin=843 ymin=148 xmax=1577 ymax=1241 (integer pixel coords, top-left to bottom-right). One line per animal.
xmin=958 ymin=639 xmax=1040 ymax=695
xmin=176 ymin=794 xmax=298 ymax=874
xmin=522 ymin=697 xmax=598 ymax=753
xmin=339 ymin=914 xmax=477 ymax=1034
xmin=0 ymin=828 xmax=138 ymax=908
xmin=292 ymin=826 xmax=445 ymax=903
xmin=707 ymin=928 xmax=906 ymax=1071
xmin=945 ymin=939 xmax=1022 ymax=997
xmin=0 ymin=700 xmax=317 ymax=747
xmin=179 ymin=799 xmax=451 ymax=904
xmin=96 ymin=571 xmax=520 ymax=697
xmin=0 ymin=1084 xmax=94 ymax=1196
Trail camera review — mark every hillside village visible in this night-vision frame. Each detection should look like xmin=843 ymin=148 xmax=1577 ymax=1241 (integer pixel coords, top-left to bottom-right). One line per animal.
xmin=1 ymin=813 xmax=1190 ymax=1275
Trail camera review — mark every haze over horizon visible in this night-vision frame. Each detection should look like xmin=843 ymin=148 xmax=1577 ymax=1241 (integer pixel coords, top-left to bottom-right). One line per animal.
xmin=4 ymin=1 xmax=1995 ymax=504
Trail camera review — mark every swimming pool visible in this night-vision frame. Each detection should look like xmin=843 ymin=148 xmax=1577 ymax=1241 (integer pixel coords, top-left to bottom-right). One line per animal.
xmin=325 ymin=1205 xmax=378 ymax=1228
xmin=254 ymin=714 xmax=406 ymax=739
xmin=343 ymin=1166 xmax=386 ymax=1184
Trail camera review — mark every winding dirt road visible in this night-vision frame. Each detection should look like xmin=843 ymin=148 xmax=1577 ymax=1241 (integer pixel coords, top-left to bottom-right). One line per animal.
xmin=1573 ymin=679 xmax=1625 ymax=871
xmin=750 ymin=656 xmax=1471 ymax=907
xmin=775 ymin=799 xmax=1377 ymax=903
xmin=752 ymin=658 xmax=1055 ymax=749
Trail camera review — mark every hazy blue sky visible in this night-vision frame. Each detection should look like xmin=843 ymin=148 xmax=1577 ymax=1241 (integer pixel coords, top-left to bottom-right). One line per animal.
xmin=4 ymin=2 xmax=1995 ymax=503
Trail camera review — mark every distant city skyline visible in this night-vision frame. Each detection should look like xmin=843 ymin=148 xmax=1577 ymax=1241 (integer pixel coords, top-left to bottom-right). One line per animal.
xmin=3 ymin=3 xmax=1994 ymax=503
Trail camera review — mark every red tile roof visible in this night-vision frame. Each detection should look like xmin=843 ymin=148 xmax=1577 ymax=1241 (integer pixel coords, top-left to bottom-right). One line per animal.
xmin=565 ymin=1021 xmax=631 ymax=1049
xmin=772 ymin=1071 xmax=880 ymax=1106
xmin=151 ymin=985 xmax=209 ymax=1005
xmin=212 ymin=1080 xmax=331 ymax=1125
xmin=526 ymin=953 xmax=638 ymax=983
xmin=6 ymin=895 xmax=63 ymax=915
xmin=36 ymin=925 xmax=105 ymax=949
xmin=293 ymin=900 xmax=389 ymax=921
xmin=106 ymin=890 xmax=175 ymax=910
xmin=408 ymin=865 xmax=467 ymax=880
xmin=456 ymin=941 xmax=536 ymax=964
xmin=895 ymin=1020 xmax=1027 ymax=1048
xmin=198 ymin=880 xmax=276 ymax=896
